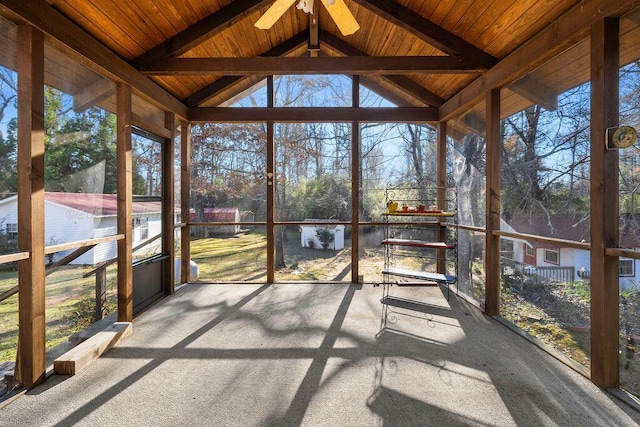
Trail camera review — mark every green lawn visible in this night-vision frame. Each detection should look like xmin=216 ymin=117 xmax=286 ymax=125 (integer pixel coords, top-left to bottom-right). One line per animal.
xmin=0 ymin=266 xmax=117 ymax=363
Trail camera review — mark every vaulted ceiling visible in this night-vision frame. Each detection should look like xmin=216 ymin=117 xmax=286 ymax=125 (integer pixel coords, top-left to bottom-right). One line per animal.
xmin=1 ymin=0 xmax=640 ymax=131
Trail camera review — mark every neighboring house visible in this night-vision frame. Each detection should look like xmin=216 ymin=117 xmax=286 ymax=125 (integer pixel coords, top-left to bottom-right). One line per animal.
xmin=300 ymin=221 xmax=345 ymax=250
xmin=0 ymin=192 xmax=165 ymax=265
xmin=189 ymin=207 xmax=241 ymax=235
xmin=502 ymin=215 xmax=640 ymax=290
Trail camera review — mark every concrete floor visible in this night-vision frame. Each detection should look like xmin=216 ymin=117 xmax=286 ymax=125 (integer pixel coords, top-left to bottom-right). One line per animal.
xmin=1 ymin=282 xmax=639 ymax=426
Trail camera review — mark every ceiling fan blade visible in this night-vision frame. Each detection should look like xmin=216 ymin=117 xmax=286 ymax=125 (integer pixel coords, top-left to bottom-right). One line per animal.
xmin=321 ymin=0 xmax=359 ymax=36
xmin=255 ymin=0 xmax=298 ymax=29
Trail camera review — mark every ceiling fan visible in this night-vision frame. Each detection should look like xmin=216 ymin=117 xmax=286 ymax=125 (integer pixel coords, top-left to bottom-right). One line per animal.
xmin=255 ymin=0 xmax=360 ymax=36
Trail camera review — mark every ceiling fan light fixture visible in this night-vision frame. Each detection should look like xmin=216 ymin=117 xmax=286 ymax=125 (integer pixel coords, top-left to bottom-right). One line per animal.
xmin=296 ymin=0 xmax=314 ymax=14
xmin=256 ymin=0 xmax=359 ymax=36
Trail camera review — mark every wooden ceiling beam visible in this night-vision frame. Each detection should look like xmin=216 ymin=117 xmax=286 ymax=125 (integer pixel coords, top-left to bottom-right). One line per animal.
xmin=308 ymin=0 xmax=320 ymax=56
xmin=184 ymin=31 xmax=308 ymax=107
xmin=188 ymin=107 xmax=439 ymax=123
xmin=322 ymin=33 xmax=444 ymax=107
xmin=351 ymin=0 xmax=497 ymax=69
xmin=440 ymin=0 xmax=640 ymax=121
xmin=133 ymin=0 xmax=271 ymax=68
xmin=0 ymin=0 xmax=188 ymax=118
xmin=141 ymin=56 xmax=483 ymax=76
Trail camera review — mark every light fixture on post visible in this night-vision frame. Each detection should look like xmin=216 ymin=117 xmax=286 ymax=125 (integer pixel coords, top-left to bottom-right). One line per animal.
xmin=255 ymin=0 xmax=359 ymax=36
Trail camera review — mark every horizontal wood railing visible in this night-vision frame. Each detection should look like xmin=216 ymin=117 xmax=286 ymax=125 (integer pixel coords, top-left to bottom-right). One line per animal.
xmin=0 ymin=251 xmax=29 ymax=265
xmin=44 ymin=234 xmax=124 ymax=255
xmin=493 ymin=230 xmax=590 ymax=250
xmin=0 ymin=235 xmax=124 ymax=305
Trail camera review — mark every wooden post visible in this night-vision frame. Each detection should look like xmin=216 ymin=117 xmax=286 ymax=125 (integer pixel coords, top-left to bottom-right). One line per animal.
xmin=266 ymin=76 xmax=275 ymax=283
xmin=117 ymin=83 xmax=133 ymax=322
xmin=485 ymin=89 xmax=501 ymax=316
xmin=16 ymin=24 xmax=46 ymax=388
xmin=181 ymin=121 xmax=191 ymax=283
xmin=351 ymin=75 xmax=360 ymax=283
xmin=163 ymin=111 xmax=175 ymax=295
xmin=95 ymin=267 xmax=107 ymax=321
xmin=590 ymin=17 xmax=620 ymax=388
xmin=437 ymin=121 xmax=447 ymax=274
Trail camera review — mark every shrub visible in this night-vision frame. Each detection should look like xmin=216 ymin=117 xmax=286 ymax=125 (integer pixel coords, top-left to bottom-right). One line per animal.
xmin=315 ymin=227 xmax=334 ymax=250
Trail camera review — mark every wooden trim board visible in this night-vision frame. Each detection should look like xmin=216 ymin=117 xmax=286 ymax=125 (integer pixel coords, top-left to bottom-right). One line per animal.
xmin=53 ymin=322 xmax=132 ymax=376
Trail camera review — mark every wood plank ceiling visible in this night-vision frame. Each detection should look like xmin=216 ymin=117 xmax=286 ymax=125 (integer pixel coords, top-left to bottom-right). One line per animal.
xmin=13 ymin=0 xmax=640 ymax=127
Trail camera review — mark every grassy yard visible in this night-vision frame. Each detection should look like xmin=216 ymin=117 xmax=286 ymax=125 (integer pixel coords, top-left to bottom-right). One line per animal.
xmin=500 ymin=279 xmax=640 ymax=397
xmin=191 ymin=228 xmax=396 ymax=283
xmin=0 ymin=266 xmax=117 ymax=364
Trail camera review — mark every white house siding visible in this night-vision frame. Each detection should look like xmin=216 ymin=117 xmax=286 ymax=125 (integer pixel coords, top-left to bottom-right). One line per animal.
xmin=0 ymin=200 xmax=19 ymax=236
xmin=92 ymin=218 xmax=118 ymax=265
xmin=299 ymin=224 xmax=345 ymax=250
xmin=45 ymin=202 xmax=96 ymax=264
xmin=572 ymin=250 xmax=591 ymax=281
xmin=0 ymin=196 xmax=166 ymax=266
xmin=513 ymin=242 xmax=525 ymax=264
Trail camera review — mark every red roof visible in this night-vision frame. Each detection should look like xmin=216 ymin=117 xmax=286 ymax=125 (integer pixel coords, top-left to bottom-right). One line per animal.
xmin=44 ymin=192 xmax=162 ymax=216
xmin=507 ymin=214 xmax=640 ymax=248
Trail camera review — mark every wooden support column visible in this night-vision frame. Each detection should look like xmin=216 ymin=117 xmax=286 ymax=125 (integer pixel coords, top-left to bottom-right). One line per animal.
xmin=485 ymin=89 xmax=501 ymax=316
xmin=590 ymin=17 xmax=620 ymax=388
xmin=117 ymin=83 xmax=133 ymax=322
xmin=163 ymin=112 xmax=175 ymax=295
xmin=16 ymin=24 xmax=46 ymax=389
xmin=436 ymin=121 xmax=447 ymax=274
xmin=180 ymin=121 xmax=191 ymax=283
xmin=351 ymin=75 xmax=360 ymax=283
xmin=266 ymin=76 xmax=275 ymax=283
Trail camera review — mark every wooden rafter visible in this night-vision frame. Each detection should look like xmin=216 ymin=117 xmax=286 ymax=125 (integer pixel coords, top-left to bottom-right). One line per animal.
xmin=133 ymin=0 xmax=272 ymax=68
xmin=440 ymin=0 xmax=640 ymax=121
xmin=185 ymin=32 xmax=440 ymax=109
xmin=351 ymin=0 xmax=498 ymax=69
xmin=141 ymin=56 xmax=483 ymax=75
xmin=308 ymin=0 xmax=320 ymax=55
xmin=322 ymin=33 xmax=445 ymax=107
xmin=0 ymin=0 xmax=188 ymax=118
xmin=188 ymin=106 xmax=439 ymax=123
xmin=184 ymin=31 xmax=308 ymax=107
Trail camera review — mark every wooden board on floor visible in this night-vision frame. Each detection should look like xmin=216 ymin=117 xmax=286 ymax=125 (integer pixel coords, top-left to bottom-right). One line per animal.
xmin=53 ymin=322 xmax=132 ymax=376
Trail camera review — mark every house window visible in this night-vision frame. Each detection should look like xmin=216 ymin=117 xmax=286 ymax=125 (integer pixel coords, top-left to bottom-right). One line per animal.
xmin=133 ymin=217 xmax=149 ymax=241
xmin=544 ymin=248 xmax=559 ymax=265
xmin=5 ymin=223 xmax=17 ymax=240
xmin=620 ymin=259 xmax=634 ymax=277
xmin=139 ymin=217 xmax=149 ymax=240
xmin=525 ymin=245 xmax=534 ymax=257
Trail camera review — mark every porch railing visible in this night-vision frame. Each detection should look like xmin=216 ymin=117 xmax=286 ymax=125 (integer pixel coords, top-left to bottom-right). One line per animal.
xmin=501 ymin=257 xmax=576 ymax=285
